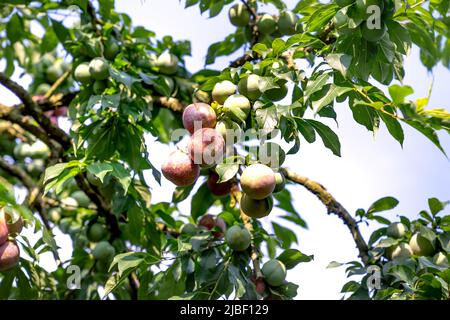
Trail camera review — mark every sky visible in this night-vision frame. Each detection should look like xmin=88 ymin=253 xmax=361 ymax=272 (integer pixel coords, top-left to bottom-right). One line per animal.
xmin=0 ymin=0 xmax=449 ymax=300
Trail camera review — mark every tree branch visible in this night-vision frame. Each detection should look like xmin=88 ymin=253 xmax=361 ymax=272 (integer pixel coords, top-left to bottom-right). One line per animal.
xmin=281 ymin=168 xmax=370 ymax=265
xmin=0 ymin=72 xmax=71 ymax=149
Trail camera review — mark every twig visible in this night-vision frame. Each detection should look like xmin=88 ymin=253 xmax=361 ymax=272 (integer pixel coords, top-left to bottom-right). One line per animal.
xmin=281 ymin=168 xmax=370 ymax=265
xmin=44 ymin=70 xmax=71 ymax=99
xmin=0 ymin=72 xmax=71 ymax=149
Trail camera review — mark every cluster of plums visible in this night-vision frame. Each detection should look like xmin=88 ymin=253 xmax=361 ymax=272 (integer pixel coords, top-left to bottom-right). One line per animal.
xmin=383 ymin=222 xmax=448 ymax=266
xmin=334 ymin=0 xmax=394 ymax=42
xmin=228 ymin=3 xmax=302 ymax=39
xmin=33 ymin=53 xmax=70 ymax=97
xmin=181 ymin=214 xmax=288 ymax=290
xmin=73 ymin=57 xmax=111 ymax=94
xmin=0 ymin=208 xmax=24 ymax=272
xmin=13 ymin=140 xmax=50 ymax=179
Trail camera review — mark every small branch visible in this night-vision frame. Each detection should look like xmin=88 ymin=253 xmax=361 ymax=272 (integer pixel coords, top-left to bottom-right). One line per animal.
xmin=44 ymin=70 xmax=71 ymax=99
xmin=0 ymin=72 xmax=71 ymax=149
xmin=153 ymin=96 xmax=185 ymax=113
xmin=281 ymin=168 xmax=370 ymax=265
xmin=231 ymin=186 xmax=263 ymax=278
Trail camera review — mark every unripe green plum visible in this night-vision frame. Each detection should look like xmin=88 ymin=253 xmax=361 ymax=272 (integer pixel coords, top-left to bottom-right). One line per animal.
xmin=240 ymin=194 xmax=273 ymax=219
xmin=182 ymin=102 xmax=217 ymax=134
xmin=92 ymin=241 xmax=115 ymax=261
xmin=240 ymin=164 xmax=276 ymax=200
xmin=278 ymin=11 xmax=299 ymax=35
xmin=385 ymin=243 xmax=413 ymax=260
xmin=35 ymin=83 xmax=52 ymax=95
xmin=48 ymin=207 xmax=62 ymax=223
xmin=93 ymin=80 xmax=107 ymax=94
xmin=161 ymin=75 xmax=175 ymax=95
xmin=238 ymin=74 xmax=262 ymax=101
xmin=215 ymin=120 xmax=242 ymax=143
xmin=156 ymin=52 xmax=179 ymax=75
xmin=162 ymin=149 xmax=200 ymax=186
xmin=188 ymin=128 xmax=226 ymax=166
xmin=212 ymin=80 xmax=237 ymax=105
xmin=0 ymin=241 xmax=20 ymax=272
xmin=433 ymin=252 xmax=448 ymax=266
xmin=89 ymin=57 xmax=110 ymax=80
xmin=261 ymin=259 xmax=287 ymax=287
xmin=59 ymin=217 xmax=72 ymax=233
xmin=386 ymin=222 xmax=407 ymax=239
xmin=74 ymin=62 xmax=92 ymax=84
xmin=409 ymin=233 xmax=435 ymax=256
xmin=46 ymin=62 xmax=64 ymax=83
xmin=333 ymin=11 xmax=349 ymax=29
xmin=180 ymin=223 xmax=197 ymax=235
xmin=28 ymin=140 xmax=50 ymax=159
xmin=228 ymin=3 xmax=250 ymax=27
xmin=273 ymin=172 xmax=286 ymax=193
xmin=263 ymin=81 xmax=288 ymax=101
xmin=61 ymin=197 xmax=79 ymax=216
xmin=104 ymin=39 xmax=120 ymax=60
xmin=361 ymin=21 xmax=386 ymax=42
xmin=71 ymin=190 xmax=91 ymax=208
xmin=87 ymin=223 xmax=107 ymax=243
xmin=257 ymin=14 xmax=277 ymax=35
xmin=223 ymin=94 xmax=251 ymax=123
xmin=26 ymin=159 xmax=45 ymax=177
xmin=225 ymin=225 xmax=251 ymax=251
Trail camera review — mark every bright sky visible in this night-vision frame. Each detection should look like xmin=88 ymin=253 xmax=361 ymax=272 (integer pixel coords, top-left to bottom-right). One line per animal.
xmin=0 ymin=0 xmax=449 ymax=300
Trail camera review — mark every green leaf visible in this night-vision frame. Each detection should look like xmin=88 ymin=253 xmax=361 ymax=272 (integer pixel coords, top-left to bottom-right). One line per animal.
xmin=367 ymin=196 xmax=399 ymax=214
xmin=379 ymin=112 xmax=404 ymax=146
xmin=327 ymin=261 xmax=344 ymax=268
xmin=325 ymin=54 xmax=352 ymax=77
xmin=272 ymin=222 xmax=298 ymax=249
xmin=172 ymin=185 xmax=195 ymax=203
xmin=388 ymin=84 xmax=414 ymax=105
xmin=277 ymin=249 xmax=313 ymax=269
xmin=110 ymin=162 xmax=132 ymax=194
xmin=428 ymin=197 xmax=446 ymax=215
xmin=312 ymin=84 xmax=352 ymax=114
xmin=215 ymin=161 xmax=240 ymax=183
xmin=86 ymin=162 xmax=114 ymax=182
xmin=6 ymin=14 xmax=24 ymax=43
xmin=41 ymin=29 xmax=59 ymax=53
xmin=304 ymin=119 xmax=341 ymax=156
xmin=191 ymin=182 xmax=215 ymax=221
xmin=304 ymin=72 xmax=329 ymax=101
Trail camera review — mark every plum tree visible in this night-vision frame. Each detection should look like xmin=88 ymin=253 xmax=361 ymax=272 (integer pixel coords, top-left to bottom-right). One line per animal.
xmin=225 ymin=225 xmax=251 ymax=251
xmin=182 ymin=102 xmax=217 ymax=134
xmin=228 ymin=3 xmax=250 ymax=27
xmin=409 ymin=233 xmax=435 ymax=256
xmin=277 ymin=11 xmax=299 ymax=35
xmin=0 ymin=241 xmax=20 ymax=272
xmin=238 ymin=74 xmax=262 ymax=100
xmin=0 ymin=0 xmax=448 ymax=302
xmin=156 ymin=52 xmax=179 ymax=75
xmin=240 ymin=194 xmax=273 ymax=219
xmin=386 ymin=222 xmax=407 ymax=239
xmin=261 ymin=259 xmax=287 ymax=286
xmin=223 ymin=94 xmax=251 ymax=123
xmin=240 ymin=164 xmax=276 ymax=199
xmin=188 ymin=128 xmax=226 ymax=166
xmin=207 ymin=172 xmax=233 ymax=197
xmin=212 ymin=80 xmax=236 ymax=105
xmin=161 ymin=149 xmax=200 ymax=186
